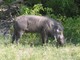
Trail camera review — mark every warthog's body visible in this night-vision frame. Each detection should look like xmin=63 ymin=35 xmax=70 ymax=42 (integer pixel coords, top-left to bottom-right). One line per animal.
xmin=12 ymin=15 xmax=64 ymax=45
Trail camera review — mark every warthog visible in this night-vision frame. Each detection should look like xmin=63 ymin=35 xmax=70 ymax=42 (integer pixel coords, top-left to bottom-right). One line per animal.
xmin=12 ymin=15 xmax=65 ymax=46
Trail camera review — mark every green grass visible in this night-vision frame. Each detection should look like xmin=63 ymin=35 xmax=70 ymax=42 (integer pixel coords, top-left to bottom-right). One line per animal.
xmin=0 ymin=35 xmax=80 ymax=60
xmin=0 ymin=44 xmax=80 ymax=60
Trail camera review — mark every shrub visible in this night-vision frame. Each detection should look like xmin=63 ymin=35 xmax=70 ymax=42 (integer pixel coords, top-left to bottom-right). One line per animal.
xmin=45 ymin=0 xmax=78 ymax=16
xmin=63 ymin=17 xmax=80 ymax=44
xmin=19 ymin=4 xmax=44 ymax=15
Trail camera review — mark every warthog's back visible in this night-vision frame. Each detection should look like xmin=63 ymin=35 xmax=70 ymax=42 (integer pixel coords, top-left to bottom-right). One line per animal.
xmin=14 ymin=15 xmax=62 ymax=33
xmin=16 ymin=15 xmax=49 ymax=22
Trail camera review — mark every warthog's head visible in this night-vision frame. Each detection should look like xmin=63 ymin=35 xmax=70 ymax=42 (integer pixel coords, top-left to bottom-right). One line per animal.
xmin=54 ymin=23 xmax=65 ymax=46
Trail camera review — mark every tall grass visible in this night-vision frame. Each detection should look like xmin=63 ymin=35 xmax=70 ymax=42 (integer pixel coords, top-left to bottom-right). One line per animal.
xmin=0 ymin=44 xmax=80 ymax=60
xmin=0 ymin=33 xmax=80 ymax=60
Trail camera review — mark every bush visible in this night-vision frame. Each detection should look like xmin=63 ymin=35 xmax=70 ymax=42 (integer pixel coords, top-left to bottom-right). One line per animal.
xmin=63 ymin=17 xmax=80 ymax=44
xmin=19 ymin=4 xmax=44 ymax=15
xmin=45 ymin=0 xmax=78 ymax=16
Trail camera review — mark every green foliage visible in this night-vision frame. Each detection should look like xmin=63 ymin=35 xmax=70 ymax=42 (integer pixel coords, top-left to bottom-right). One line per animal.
xmin=19 ymin=0 xmax=79 ymax=16
xmin=2 ymin=0 xmax=80 ymax=16
xmin=63 ymin=17 xmax=80 ymax=44
xmin=19 ymin=4 xmax=56 ymax=18
xmin=19 ymin=5 xmax=31 ymax=15
xmin=45 ymin=0 xmax=78 ymax=16
xmin=31 ymin=4 xmax=44 ymax=15
xmin=20 ymin=4 xmax=44 ymax=15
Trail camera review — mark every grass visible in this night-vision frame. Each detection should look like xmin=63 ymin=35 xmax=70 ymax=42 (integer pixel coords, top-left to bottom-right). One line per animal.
xmin=0 ymin=44 xmax=80 ymax=60
xmin=0 ymin=35 xmax=80 ymax=60
xmin=0 ymin=31 xmax=80 ymax=60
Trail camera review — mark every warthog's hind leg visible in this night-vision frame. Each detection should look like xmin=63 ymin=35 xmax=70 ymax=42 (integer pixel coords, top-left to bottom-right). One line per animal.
xmin=15 ymin=31 xmax=24 ymax=44
xmin=12 ymin=33 xmax=16 ymax=44
xmin=12 ymin=30 xmax=24 ymax=44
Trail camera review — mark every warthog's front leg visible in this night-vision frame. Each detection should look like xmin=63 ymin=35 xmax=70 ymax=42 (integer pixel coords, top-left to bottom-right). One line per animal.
xmin=41 ymin=29 xmax=48 ymax=45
